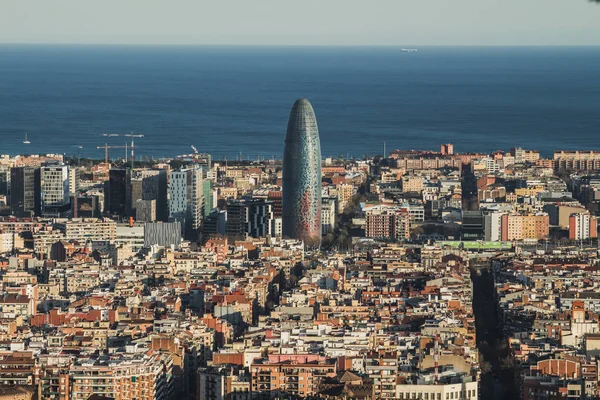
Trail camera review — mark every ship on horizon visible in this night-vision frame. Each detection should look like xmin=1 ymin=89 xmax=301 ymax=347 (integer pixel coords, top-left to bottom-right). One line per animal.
xmin=401 ymin=48 xmax=418 ymax=53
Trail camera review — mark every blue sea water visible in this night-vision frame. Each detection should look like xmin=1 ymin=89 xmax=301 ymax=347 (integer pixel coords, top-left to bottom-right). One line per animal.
xmin=0 ymin=45 xmax=599 ymax=160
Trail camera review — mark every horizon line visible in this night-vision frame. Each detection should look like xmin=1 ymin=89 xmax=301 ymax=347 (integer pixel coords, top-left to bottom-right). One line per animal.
xmin=1 ymin=42 xmax=600 ymax=48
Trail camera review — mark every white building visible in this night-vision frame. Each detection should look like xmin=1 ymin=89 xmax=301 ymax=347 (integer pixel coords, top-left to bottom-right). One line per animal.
xmin=169 ymin=167 xmax=204 ymax=235
xmin=55 ymin=218 xmax=117 ymax=242
xmin=0 ymin=232 xmax=14 ymax=253
xmin=484 ymin=212 xmax=503 ymax=242
xmin=479 ymin=157 xmax=500 ymax=174
xmin=271 ymin=217 xmax=282 ymax=238
xmin=41 ymin=163 xmax=69 ymax=214
xmin=569 ymin=212 xmax=597 ymax=241
xmin=321 ymin=197 xmax=336 ymax=235
xmin=396 ymin=378 xmax=478 ymax=400
xmin=69 ymin=166 xmax=80 ymax=195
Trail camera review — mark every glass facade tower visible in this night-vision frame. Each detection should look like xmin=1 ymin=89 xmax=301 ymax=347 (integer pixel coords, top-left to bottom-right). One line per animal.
xmin=282 ymin=98 xmax=322 ymax=247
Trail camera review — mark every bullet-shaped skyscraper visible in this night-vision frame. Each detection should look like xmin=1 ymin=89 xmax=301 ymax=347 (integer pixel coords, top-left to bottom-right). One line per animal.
xmin=282 ymin=98 xmax=322 ymax=247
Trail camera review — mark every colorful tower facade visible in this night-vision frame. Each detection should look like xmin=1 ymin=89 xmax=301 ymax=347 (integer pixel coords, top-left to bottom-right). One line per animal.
xmin=282 ymin=98 xmax=322 ymax=247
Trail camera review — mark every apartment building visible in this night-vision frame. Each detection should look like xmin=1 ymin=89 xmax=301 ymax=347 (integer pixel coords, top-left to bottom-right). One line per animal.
xmin=251 ymin=355 xmax=336 ymax=398
xmin=321 ymin=197 xmax=336 ymax=235
xmin=69 ymin=353 xmax=174 ymax=400
xmin=501 ymin=214 xmax=549 ymax=241
xmin=569 ymin=212 xmax=598 ymax=240
xmin=365 ymin=207 xmax=410 ymax=240
xmin=54 ymin=218 xmax=117 ymax=242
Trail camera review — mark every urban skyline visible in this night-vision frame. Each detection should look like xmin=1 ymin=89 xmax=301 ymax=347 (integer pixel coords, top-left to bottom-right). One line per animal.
xmin=1 ymin=136 xmax=600 ymax=400
xmin=0 ymin=1 xmax=600 ymax=397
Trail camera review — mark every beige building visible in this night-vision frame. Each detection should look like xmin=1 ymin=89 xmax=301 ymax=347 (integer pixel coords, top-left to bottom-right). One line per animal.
xmin=554 ymin=150 xmax=600 ymax=171
xmin=402 ymin=175 xmax=424 ymax=194
xmin=55 ymin=218 xmax=117 ymax=242
xmin=336 ymin=184 xmax=355 ymax=213
xmin=501 ymin=214 xmax=549 ymax=241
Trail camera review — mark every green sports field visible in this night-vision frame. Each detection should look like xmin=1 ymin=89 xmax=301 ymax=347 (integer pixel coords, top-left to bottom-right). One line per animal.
xmin=438 ymin=241 xmax=513 ymax=250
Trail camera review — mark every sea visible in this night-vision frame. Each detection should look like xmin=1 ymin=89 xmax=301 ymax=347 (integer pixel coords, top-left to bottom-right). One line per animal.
xmin=0 ymin=45 xmax=599 ymax=160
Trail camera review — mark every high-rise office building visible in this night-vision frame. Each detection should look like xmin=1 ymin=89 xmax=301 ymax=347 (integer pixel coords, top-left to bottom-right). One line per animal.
xmin=41 ymin=163 xmax=70 ymax=216
xmin=10 ymin=167 xmax=41 ymax=218
xmin=169 ymin=167 xmax=204 ymax=238
xmin=105 ymin=169 xmax=131 ymax=218
xmin=203 ymin=209 xmax=227 ymax=237
xmin=0 ymin=168 xmax=9 ymax=197
xmin=226 ymin=199 xmax=273 ymax=239
xmin=202 ymin=180 xmax=214 ymax=217
xmin=130 ymin=169 xmax=168 ymax=221
xmin=282 ymin=98 xmax=322 ymax=247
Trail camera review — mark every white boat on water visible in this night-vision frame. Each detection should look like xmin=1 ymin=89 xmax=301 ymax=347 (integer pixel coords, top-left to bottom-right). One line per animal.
xmin=401 ymin=48 xmax=418 ymax=53
xmin=23 ymin=133 xmax=30 ymax=144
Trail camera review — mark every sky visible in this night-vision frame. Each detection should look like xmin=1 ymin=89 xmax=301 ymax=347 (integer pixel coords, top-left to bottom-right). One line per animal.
xmin=0 ymin=0 xmax=599 ymax=46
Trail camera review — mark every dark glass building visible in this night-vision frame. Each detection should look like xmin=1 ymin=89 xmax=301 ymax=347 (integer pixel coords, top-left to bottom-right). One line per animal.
xmin=10 ymin=167 xmax=41 ymax=218
xmin=282 ymin=98 xmax=322 ymax=247
xmin=462 ymin=210 xmax=485 ymax=241
xmin=226 ymin=199 xmax=273 ymax=240
xmin=105 ymin=169 xmax=131 ymax=218
xmin=0 ymin=170 xmax=8 ymax=197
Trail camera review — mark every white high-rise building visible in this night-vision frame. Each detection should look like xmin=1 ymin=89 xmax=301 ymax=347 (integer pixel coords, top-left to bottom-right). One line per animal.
xmin=41 ymin=163 xmax=69 ymax=215
xmin=484 ymin=212 xmax=503 ymax=242
xmin=271 ymin=217 xmax=282 ymax=238
xmin=169 ymin=167 xmax=204 ymax=236
xmin=321 ymin=197 xmax=336 ymax=235
xmin=569 ymin=212 xmax=598 ymax=241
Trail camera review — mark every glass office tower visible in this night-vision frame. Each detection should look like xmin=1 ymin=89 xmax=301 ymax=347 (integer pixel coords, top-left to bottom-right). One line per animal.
xmin=282 ymin=98 xmax=322 ymax=248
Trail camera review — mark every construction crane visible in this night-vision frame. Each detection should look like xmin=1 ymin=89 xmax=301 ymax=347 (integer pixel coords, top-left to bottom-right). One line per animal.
xmin=102 ymin=132 xmax=144 ymax=168
xmin=97 ymin=143 xmax=128 ymax=164
xmin=191 ymin=145 xmax=198 ymax=154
